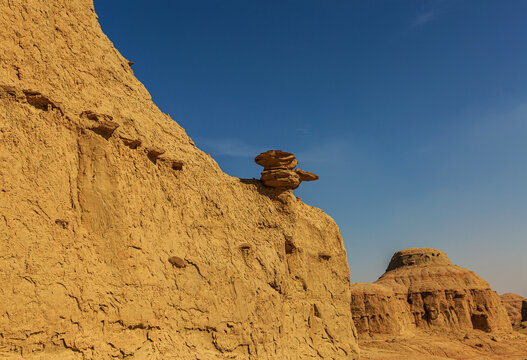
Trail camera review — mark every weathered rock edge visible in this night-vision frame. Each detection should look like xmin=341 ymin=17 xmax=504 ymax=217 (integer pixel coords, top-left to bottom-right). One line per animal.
xmin=0 ymin=1 xmax=359 ymax=359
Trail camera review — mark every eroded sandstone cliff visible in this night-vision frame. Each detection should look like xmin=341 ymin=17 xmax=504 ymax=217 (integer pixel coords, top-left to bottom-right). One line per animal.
xmin=0 ymin=1 xmax=359 ymax=358
xmin=350 ymin=248 xmax=512 ymax=338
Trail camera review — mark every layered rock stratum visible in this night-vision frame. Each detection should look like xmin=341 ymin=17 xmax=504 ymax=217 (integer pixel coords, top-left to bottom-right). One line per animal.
xmin=350 ymin=248 xmax=512 ymax=337
xmin=0 ymin=1 xmax=359 ymax=358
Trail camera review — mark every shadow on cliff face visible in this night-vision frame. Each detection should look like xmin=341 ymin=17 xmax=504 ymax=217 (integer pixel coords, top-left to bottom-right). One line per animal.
xmin=238 ymin=178 xmax=293 ymax=200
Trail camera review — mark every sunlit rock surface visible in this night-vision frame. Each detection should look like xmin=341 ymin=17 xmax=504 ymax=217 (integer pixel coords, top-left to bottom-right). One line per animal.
xmin=0 ymin=1 xmax=358 ymax=358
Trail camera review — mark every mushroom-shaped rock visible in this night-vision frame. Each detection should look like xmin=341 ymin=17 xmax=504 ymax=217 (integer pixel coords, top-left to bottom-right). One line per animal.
xmin=254 ymin=150 xmax=319 ymax=189
xmin=255 ymin=150 xmax=297 ymax=170
xmin=260 ymin=168 xmax=301 ymax=189
xmin=295 ymin=169 xmax=319 ymax=182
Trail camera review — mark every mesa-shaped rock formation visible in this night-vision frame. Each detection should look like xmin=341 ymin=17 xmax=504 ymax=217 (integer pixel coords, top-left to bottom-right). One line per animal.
xmin=0 ymin=1 xmax=358 ymax=358
xmin=501 ymin=293 xmax=527 ymax=326
xmin=350 ymin=247 xmax=512 ymax=338
xmin=255 ymin=150 xmax=319 ymax=189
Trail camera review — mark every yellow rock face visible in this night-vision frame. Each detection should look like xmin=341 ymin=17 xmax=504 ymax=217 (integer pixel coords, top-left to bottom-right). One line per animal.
xmin=0 ymin=1 xmax=359 ymax=358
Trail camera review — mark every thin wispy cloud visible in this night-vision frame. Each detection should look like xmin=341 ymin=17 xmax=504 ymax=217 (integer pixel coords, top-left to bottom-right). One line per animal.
xmin=197 ymin=137 xmax=355 ymax=166
xmin=401 ymin=9 xmax=441 ymax=34
xmin=413 ymin=11 xmax=437 ymax=27
xmin=403 ymin=9 xmax=443 ymax=33
xmin=197 ymin=137 xmax=265 ymax=158
xmin=296 ymin=139 xmax=354 ymax=165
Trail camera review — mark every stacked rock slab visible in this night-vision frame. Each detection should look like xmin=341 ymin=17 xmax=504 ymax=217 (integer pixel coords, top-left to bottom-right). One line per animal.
xmin=350 ymin=248 xmax=512 ymax=338
xmin=0 ymin=1 xmax=359 ymax=359
xmin=255 ymin=150 xmax=319 ymax=189
xmin=500 ymin=293 xmax=526 ymax=326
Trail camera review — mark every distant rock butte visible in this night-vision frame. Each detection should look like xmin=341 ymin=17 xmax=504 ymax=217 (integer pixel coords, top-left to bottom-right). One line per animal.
xmin=255 ymin=150 xmax=319 ymax=189
xmin=501 ymin=292 xmax=526 ymax=326
xmin=350 ymin=247 xmax=512 ymax=338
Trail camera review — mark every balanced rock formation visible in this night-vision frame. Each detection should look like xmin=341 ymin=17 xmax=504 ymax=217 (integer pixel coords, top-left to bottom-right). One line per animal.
xmin=0 ymin=1 xmax=358 ymax=359
xmin=255 ymin=150 xmax=319 ymax=189
xmin=501 ymin=293 xmax=526 ymax=326
xmin=350 ymin=248 xmax=512 ymax=338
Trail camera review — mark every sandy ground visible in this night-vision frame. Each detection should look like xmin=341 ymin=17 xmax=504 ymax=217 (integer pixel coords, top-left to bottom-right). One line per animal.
xmin=359 ymin=329 xmax=527 ymax=359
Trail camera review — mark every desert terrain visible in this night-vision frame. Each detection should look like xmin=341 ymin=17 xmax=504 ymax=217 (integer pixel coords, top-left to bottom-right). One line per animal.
xmin=0 ymin=0 xmax=525 ymax=359
xmin=350 ymin=248 xmax=527 ymax=359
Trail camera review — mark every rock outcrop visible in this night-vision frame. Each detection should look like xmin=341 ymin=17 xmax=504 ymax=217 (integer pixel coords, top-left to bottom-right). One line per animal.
xmin=349 ymin=283 xmax=414 ymax=336
xmin=385 ymin=247 xmax=452 ymax=271
xmin=0 ymin=1 xmax=358 ymax=359
xmin=255 ymin=150 xmax=319 ymax=189
xmin=350 ymin=248 xmax=512 ymax=338
xmin=501 ymin=293 xmax=525 ymax=326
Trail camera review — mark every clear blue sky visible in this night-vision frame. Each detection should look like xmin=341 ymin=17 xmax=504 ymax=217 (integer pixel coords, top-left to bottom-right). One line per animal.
xmin=94 ymin=0 xmax=527 ymax=296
